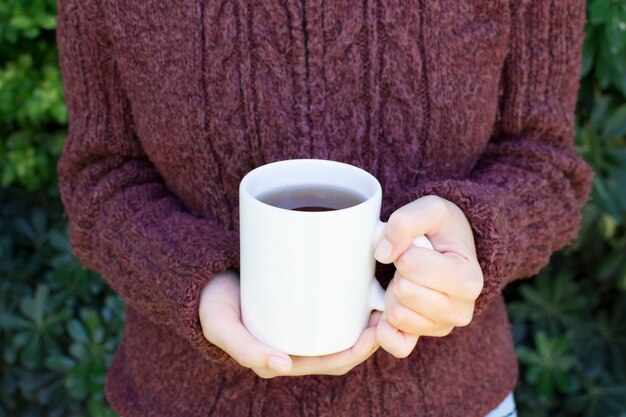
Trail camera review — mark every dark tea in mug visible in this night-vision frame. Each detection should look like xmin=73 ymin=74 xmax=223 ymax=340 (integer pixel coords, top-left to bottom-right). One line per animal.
xmin=257 ymin=184 xmax=366 ymax=212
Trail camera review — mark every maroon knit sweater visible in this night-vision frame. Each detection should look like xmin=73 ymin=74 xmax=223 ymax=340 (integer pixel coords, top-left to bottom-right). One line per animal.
xmin=56 ymin=0 xmax=593 ymax=416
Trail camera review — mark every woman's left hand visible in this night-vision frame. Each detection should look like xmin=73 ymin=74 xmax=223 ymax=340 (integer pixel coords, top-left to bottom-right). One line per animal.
xmin=374 ymin=195 xmax=484 ymax=359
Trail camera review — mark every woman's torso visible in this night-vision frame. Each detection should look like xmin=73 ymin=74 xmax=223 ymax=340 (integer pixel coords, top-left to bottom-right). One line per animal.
xmin=103 ymin=0 xmax=510 ymax=227
xmin=100 ymin=1 xmax=519 ymax=416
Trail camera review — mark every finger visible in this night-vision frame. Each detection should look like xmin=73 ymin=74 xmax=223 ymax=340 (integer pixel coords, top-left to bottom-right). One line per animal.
xmin=374 ymin=196 xmax=449 ymax=263
xmin=253 ymin=320 xmax=381 ymax=378
xmin=376 ymin=313 xmax=418 ymax=358
xmin=288 ymin=325 xmax=379 ymax=376
xmin=369 ymin=310 xmax=383 ymax=327
xmin=327 ymin=332 xmax=381 ymax=376
xmin=394 ymin=245 xmax=483 ymax=300
xmin=287 ymin=311 xmax=381 ymax=375
xmin=328 ymin=342 xmax=378 ymax=376
xmin=240 ymin=311 xmax=382 ymax=378
xmin=425 ymin=325 xmax=455 ymax=337
xmin=203 ymin=313 xmax=293 ymax=374
xmin=329 ymin=310 xmax=383 ymax=375
xmin=252 ymin=368 xmax=279 ymax=379
xmin=391 ymin=274 xmax=475 ymax=327
xmin=384 ymin=295 xmax=443 ymax=335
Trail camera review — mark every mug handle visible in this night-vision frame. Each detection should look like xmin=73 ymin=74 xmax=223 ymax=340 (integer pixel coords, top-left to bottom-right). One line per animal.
xmin=368 ymin=220 xmax=434 ymax=311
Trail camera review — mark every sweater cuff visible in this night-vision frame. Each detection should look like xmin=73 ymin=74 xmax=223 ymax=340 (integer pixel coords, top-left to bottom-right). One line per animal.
xmin=173 ymin=231 xmax=241 ymax=365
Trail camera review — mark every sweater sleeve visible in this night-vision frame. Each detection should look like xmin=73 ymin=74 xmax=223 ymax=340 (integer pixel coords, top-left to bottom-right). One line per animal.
xmin=391 ymin=0 xmax=593 ymax=316
xmin=56 ymin=0 xmax=239 ymax=364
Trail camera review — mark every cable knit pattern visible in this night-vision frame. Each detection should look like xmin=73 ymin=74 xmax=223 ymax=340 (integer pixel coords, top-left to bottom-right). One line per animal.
xmin=56 ymin=0 xmax=592 ymax=416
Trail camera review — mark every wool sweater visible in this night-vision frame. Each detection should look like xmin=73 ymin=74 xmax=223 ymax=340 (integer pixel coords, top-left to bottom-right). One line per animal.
xmin=56 ymin=0 xmax=593 ymax=416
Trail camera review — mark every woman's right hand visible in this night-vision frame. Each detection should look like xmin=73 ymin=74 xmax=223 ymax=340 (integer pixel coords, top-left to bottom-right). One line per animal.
xmin=199 ymin=269 xmax=381 ymax=379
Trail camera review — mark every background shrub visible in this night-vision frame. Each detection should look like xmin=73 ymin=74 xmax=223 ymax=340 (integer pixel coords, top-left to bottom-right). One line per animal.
xmin=0 ymin=1 xmax=625 ymax=416
xmin=507 ymin=1 xmax=626 ymax=415
xmin=1 ymin=1 xmax=122 ymax=416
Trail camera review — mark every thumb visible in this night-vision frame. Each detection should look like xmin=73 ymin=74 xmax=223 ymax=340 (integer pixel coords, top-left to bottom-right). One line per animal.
xmin=211 ymin=317 xmax=293 ymax=373
xmin=199 ymin=271 xmax=293 ymax=374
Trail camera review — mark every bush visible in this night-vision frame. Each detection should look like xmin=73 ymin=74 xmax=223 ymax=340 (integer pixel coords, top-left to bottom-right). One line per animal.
xmin=506 ymin=1 xmax=626 ymax=415
xmin=0 ymin=0 xmax=66 ymax=192
xmin=0 ymin=1 xmax=624 ymax=416
xmin=1 ymin=1 xmax=123 ymax=416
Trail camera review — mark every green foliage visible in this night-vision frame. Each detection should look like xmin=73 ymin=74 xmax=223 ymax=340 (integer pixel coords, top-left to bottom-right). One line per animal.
xmin=0 ymin=0 xmax=625 ymax=416
xmin=1 ymin=6 xmax=122 ymax=413
xmin=0 ymin=0 xmax=66 ymax=191
xmin=585 ymin=0 xmax=626 ymax=97
xmin=0 ymin=189 xmax=124 ymax=417
xmin=504 ymin=2 xmax=626 ymax=416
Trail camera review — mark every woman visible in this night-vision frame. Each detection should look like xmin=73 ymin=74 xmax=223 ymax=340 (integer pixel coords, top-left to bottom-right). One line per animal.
xmin=56 ymin=0 xmax=592 ymax=416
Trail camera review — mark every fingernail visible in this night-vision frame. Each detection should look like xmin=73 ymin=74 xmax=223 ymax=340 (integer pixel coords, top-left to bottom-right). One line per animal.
xmin=269 ymin=356 xmax=290 ymax=373
xmin=375 ymin=239 xmax=393 ymax=261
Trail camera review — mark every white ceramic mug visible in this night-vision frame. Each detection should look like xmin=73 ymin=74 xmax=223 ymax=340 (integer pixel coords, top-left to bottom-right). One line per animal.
xmin=239 ymin=159 xmax=433 ymax=356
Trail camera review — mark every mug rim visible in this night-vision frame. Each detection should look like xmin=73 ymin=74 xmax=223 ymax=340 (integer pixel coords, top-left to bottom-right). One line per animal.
xmin=239 ymin=158 xmax=382 ymax=214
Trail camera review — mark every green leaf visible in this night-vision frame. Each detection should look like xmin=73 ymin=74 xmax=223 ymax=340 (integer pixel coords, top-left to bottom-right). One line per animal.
xmin=538 ymin=373 xmax=554 ymax=398
xmin=17 ymin=371 xmax=56 ymax=396
xmin=582 ymin=27 xmax=596 ymax=77
xmin=589 ymin=96 xmax=612 ymax=135
xmin=13 ymin=331 xmax=31 ymax=349
xmin=599 ymin=213 xmax=618 ymax=240
xmin=36 ymin=378 xmax=61 ymax=404
xmin=36 ymin=15 xmax=56 ymax=30
xmin=602 ymin=105 xmax=626 ymax=139
xmin=610 ymin=148 xmax=626 ymax=166
xmin=608 ymin=9 xmax=626 ymax=51
xmin=526 ymin=366 xmax=542 ymax=384
xmin=615 ymin=69 xmax=626 ymax=97
xmin=31 ymin=208 xmax=47 ymax=237
xmin=519 ymin=285 xmax=542 ymax=306
xmin=45 ymin=310 xmax=71 ymax=328
xmin=20 ymin=334 xmax=40 ymax=369
xmin=592 ymin=176 xmax=621 ymax=219
xmin=45 ymin=355 xmax=75 ymax=373
xmin=589 ymin=0 xmax=612 ymax=24
xmin=34 ymin=284 xmax=48 ymax=324
xmin=606 ymin=166 xmax=626 ymax=211
xmin=67 ymin=320 xmax=88 ymax=344
xmin=0 ymin=312 xmax=30 ymax=330
xmin=19 ymin=294 xmax=36 ymax=322
xmin=518 ymin=346 xmax=539 ymax=365
xmin=88 ymin=397 xmax=105 ymax=417
xmin=553 ymin=371 xmax=575 ymax=393
xmin=595 ymin=48 xmax=614 ymax=90
xmin=81 ymin=309 xmax=101 ymax=337
xmin=13 ymin=217 xmax=37 ymax=241
xmin=65 ymin=373 xmax=88 ymax=400
xmin=69 ymin=341 xmax=88 ymax=360
xmin=10 ymin=15 xmax=35 ymax=30
xmin=536 ymin=333 xmax=550 ymax=355
xmin=4 ymin=342 xmax=17 ymax=364
xmin=47 ymin=229 xmax=70 ymax=252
